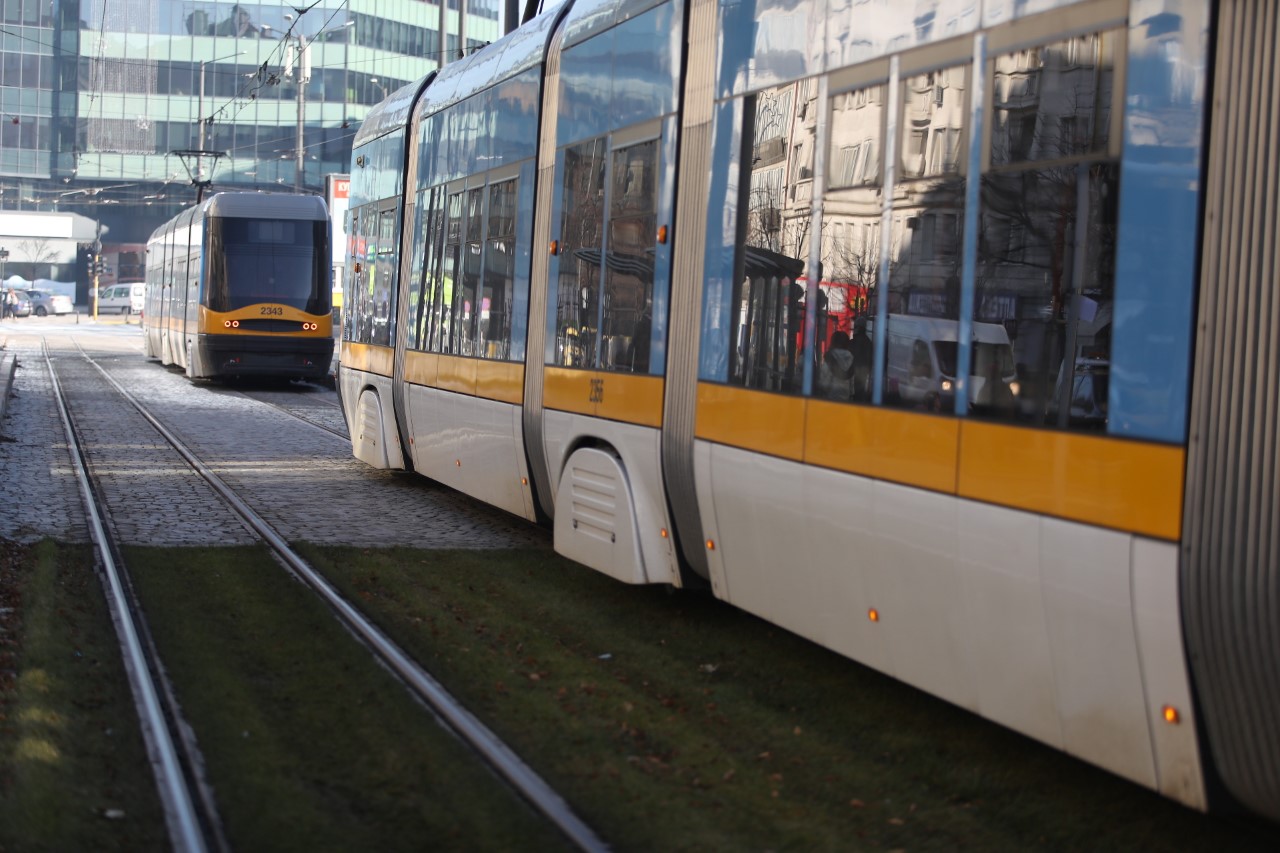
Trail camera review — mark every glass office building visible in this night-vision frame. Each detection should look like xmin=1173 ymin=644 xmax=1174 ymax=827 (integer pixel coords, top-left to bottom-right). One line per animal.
xmin=0 ymin=0 xmax=501 ymax=240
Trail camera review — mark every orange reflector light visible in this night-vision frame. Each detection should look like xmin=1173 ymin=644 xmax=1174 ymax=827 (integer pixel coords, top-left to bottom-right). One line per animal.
xmin=1162 ymin=705 xmax=1180 ymax=724
xmin=706 ymin=539 xmax=715 ymax=551
xmin=550 ymin=239 xmax=559 ymax=255
xmin=660 ymin=528 xmax=669 ymax=538
xmin=868 ymin=608 xmax=880 ymax=622
xmin=521 ymin=477 xmax=528 ymax=485
xmin=456 ymin=459 xmax=461 ymax=467
xmin=657 ymin=225 xmax=668 ymax=244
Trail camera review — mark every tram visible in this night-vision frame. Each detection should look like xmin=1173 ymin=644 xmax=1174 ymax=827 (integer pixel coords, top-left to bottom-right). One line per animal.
xmin=142 ymin=192 xmax=334 ymax=381
xmin=339 ymin=0 xmax=1280 ymax=820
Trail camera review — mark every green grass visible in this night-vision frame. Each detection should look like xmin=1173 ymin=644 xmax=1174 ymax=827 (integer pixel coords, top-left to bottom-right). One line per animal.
xmin=122 ymin=544 xmax=568 ymax=852
xmin=6 ymin=539 xmax=1274 ymax=851
xmin=0 ymin=540 xmax=166 ymax=852
xmin=296 ymin=544 xmax=1278 ymax=852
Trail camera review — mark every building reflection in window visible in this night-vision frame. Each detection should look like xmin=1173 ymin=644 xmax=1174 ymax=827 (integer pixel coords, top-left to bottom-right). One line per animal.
xmin=601 ymin=139 xmax=658 ymax=374
xmin=730 ymin=85 xmax=814 ymax=394
xmin=883 ymin=65 xmax=969 ymax=412
xmin=977 ymin=29 xmax=1120 ymax=429
xmin=554 ymin=137 xmax=607 ymax=368
xmin=820 ymin=83 xmax=884 ymax=402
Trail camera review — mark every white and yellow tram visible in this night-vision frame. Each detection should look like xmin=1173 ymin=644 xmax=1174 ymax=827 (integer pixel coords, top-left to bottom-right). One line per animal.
xmin=143 ymin=192 xmax=334 ymax=381
xmin=339 ymin=0 xmax=1280 ymax=820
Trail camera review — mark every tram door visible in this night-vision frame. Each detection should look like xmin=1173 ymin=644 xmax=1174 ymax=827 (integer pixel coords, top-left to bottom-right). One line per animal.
xmin=535 ymin=121 xmax=680 ymax=586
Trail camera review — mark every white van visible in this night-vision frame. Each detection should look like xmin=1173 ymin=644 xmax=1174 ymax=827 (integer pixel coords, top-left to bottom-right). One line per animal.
xmin=881 ymin=314 xmax=1018 ymax=410
xmin=97 ymin=281 xmax=145 ymax=315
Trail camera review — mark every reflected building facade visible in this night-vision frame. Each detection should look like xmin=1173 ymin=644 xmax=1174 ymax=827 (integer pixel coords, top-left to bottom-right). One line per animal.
xmin=0 ymin=0 xmax=499 ymax=239
xmin=723 ymin=18 xmax=1136 ymax=430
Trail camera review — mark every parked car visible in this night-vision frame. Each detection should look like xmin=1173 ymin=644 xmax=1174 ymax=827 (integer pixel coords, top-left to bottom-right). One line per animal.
xmin=3 ymin=288 xmax=32 ymax=318
xmin=97 ymin=281 xmax=145 ymax=315
xmin=25 ymin=289 xmax=74 ymax=316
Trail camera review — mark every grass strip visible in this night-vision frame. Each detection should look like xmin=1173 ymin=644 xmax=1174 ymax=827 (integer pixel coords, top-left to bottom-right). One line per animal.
xmin=0 ymin=539 xmax=166 ymax=851
xmin=122 ymin=544 xmax=568 ymax=853
xmin=297 ymin=544 xmax=1276 ymax=852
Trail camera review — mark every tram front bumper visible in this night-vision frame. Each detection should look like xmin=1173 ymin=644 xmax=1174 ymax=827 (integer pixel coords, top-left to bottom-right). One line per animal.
xmin=196 ymin=333 xmax=334 ymax=380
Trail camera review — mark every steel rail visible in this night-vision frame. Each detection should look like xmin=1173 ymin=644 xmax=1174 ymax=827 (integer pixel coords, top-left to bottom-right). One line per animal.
xmin=230 ymin=388 xmax=348 ymax=441
xmin=44 ymin=342 xmax=209 ymax=853
xmin=79 ymin=350 xmax=610 ymax=853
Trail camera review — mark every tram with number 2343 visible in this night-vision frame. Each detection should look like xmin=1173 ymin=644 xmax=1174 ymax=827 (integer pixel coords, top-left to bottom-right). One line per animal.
xmin=143 ymin=192 xmax=334 ymax=381
xmin=339 ymin=0 xmax=1280 ymax=821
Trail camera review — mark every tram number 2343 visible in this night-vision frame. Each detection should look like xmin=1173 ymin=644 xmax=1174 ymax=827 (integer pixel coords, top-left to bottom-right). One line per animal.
xmin=259 ymin=306 xmax=285 ymax=316
xmin=588 ymin=378 xmax=605 ymax=404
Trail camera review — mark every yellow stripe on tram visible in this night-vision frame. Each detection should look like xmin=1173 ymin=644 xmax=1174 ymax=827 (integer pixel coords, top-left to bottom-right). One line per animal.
xmin=694 ymin=382 xmax=1185 ymax=541
xmin=341 ymin=341 xmax=394 ymax=376
xmin=543 ymin=367 xmax=664 ymax=427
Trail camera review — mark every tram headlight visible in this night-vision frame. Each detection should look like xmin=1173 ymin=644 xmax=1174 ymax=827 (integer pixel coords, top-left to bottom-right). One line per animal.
xmin=223 ymin=320 xmax=231 ymax=328
xmin=231 ymin=320 xmax=240 ymax=328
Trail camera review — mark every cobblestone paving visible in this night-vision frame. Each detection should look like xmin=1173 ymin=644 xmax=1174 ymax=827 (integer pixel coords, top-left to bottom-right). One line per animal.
xmin=0 ymin=340 xmax=91 ymax=543
xmin=50 ymin=345 xmax=259 ymax=547
xmin=2 ymin=326 xmax=550 ymax=551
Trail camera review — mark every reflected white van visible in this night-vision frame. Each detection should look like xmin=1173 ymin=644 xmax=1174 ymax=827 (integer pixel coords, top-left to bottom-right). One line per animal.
xmin=881 ymin=314 xmax=1018 ymax=410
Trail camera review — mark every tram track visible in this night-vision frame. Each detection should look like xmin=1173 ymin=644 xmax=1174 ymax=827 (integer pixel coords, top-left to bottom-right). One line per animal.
xmin=52 ymin=341 xmax=606 ymax=852
xmin=44 ymin=342 xmax=222 ymax=853
xmin=228 ymin=384 xmax=348 ymax=441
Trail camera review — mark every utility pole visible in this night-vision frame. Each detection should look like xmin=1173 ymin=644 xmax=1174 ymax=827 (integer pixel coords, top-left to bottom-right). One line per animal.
xmin=278 ymin=17 xmax=353 ymax=191
xmin=196 ymin=51 xmax=245 ymax=183
xmin=286 ymin=32 xmax=310 ymax=192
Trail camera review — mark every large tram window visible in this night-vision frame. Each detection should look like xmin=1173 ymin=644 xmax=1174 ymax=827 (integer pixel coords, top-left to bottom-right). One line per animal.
xmin=602 ymin=139 xmax=658 ymax=374
xmin=878 ymin=65 xmax=969 ymax=413
xmin=730 ymin=87 xmax=812 ymax=394
xmin=554 ymin=137 xmax=607 ymax=368
xmin=819 ymin=83 xmax=884 ymax=402
xmin=205 ymin=217 xmax=328 ymax=315
xmin=976 ymin=30 xmax=1120 ymax=430
xmin=482 ymin=179 xmax=516 ymax=360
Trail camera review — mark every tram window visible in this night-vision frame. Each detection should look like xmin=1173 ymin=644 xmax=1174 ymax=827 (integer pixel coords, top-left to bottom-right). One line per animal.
xmin=415 ymin=187 xmax=446 ymax=353
xmin=439 ymin=192 xmax=464 ymax=354
xmin=482 ymin=179 xmax=516 ymax=360
xmin=452 ymin=188 xmax=484 ymax=357
xmin=369 ymin=208 xmax=397 ymax=347
xmin=730 ymin=87 xmax=812 ymax=394
xmin=602 ymin=139 xmax=658 ymax=374
xmin=990 ymin=31 xmax=1115 ymax=167
xmin=407 ymin=191 xmax=431 ymax=351
xmin=820 ymin=83 xmax=885 ymax=402
xmin=554 ymin=137 xmax=608 ymax=368
xmin=880 ymin=65 xmax=968 ymax=413
xmin=977 ymin=29 xmax=1121 ymax=430
xmin=814 ymin=83 xmax=885 ymax=399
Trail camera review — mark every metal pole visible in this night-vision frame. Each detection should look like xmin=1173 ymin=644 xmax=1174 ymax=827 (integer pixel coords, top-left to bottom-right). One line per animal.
xmin=295 ymin=41 xmax=304 ymax=191
xmin=197 ymin=62 xmax=206 ymax=181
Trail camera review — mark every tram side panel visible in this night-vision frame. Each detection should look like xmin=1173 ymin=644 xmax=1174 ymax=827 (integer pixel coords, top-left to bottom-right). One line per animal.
xmin=685 ymin=0 xmax=1209 ymax=810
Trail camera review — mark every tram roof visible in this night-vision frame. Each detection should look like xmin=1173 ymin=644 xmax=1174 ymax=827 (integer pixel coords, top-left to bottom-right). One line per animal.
xmin=353 ymin=2 xmax=572 ymax=151
xmin=560 ymin=0 xmax=665 ymax=49
xmin=411 ymin=2 xmax=569 ymax=122
xmin=201 ymin=192 xmax=329 ymax=221
xmin=353 ymin=76 xmax=431 ymax=149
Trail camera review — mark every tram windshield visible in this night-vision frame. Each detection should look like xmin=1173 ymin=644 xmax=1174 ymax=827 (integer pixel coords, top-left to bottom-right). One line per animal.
xmin=205 ymin=216 xmax=330 ymax=314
